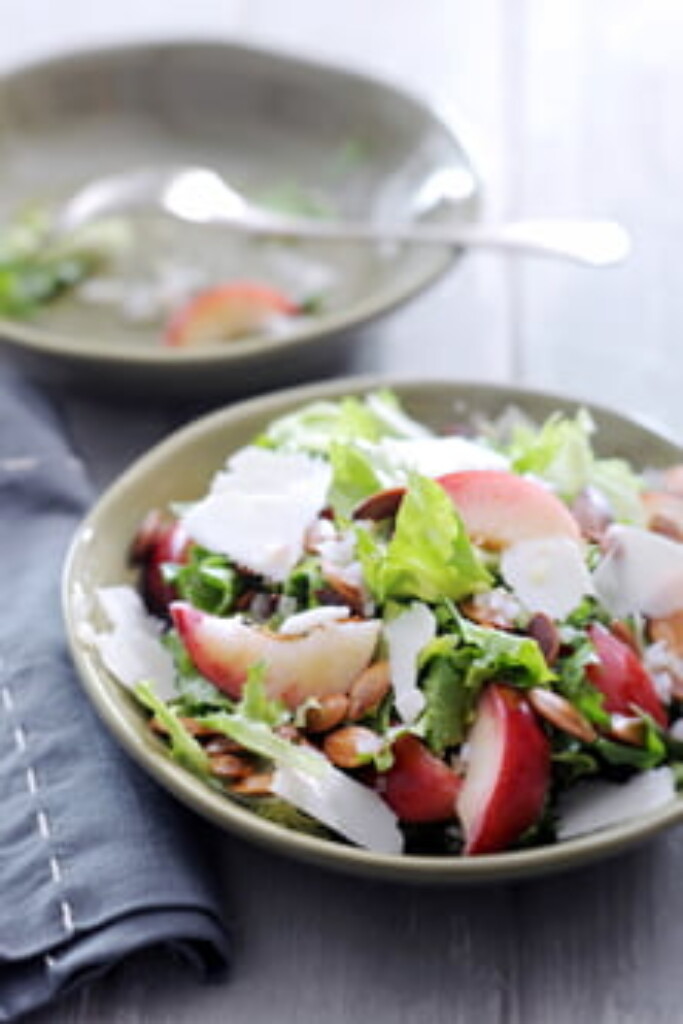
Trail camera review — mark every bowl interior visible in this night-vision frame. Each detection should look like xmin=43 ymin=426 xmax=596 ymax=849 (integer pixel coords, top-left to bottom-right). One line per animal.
xmin=0 ymin=41 xmax=479 ymax=375
xmin=63 ymin=377 xmax=683 ymax=883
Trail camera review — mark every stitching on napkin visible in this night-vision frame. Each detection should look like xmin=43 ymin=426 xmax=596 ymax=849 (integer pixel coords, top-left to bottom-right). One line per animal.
xmin=1 ymin=682 xmax=76 ymax=941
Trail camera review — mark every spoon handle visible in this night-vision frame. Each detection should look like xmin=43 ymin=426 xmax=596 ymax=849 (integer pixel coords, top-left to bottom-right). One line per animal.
xmin=238 ymin=215 xmax=630 ymax=267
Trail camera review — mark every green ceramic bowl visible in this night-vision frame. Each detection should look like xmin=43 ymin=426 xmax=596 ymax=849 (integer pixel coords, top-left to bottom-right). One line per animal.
xmin=0 ymin=40 xmax=480 ymax=397
xmin=62 ymin=377 xmax=683 ymax=883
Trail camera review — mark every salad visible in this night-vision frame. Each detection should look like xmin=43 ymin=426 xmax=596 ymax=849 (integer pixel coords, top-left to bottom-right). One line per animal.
xmin=88 ymin=391 xmax=683 ymax=857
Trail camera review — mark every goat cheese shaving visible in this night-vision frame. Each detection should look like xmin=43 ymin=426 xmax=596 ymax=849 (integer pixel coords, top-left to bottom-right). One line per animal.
xmin=593 ymin=524 xmax=683 ymax=617
xmin=91 ymin=585 xmax=176 ymax=698
xmin=377 ymin=436 xmax=508 ymax=478
xmin=272 ymin=755 xmax=402 ymax=854
xmin=501 ymin=537 xmax=594 ymax=620
xmin=182 ymin=447 xmax=332 ymax=581
xmin=556 ymin=767 xmax=676 ymax=840
xmin=384 ymin=603 xmax=437 ymax=723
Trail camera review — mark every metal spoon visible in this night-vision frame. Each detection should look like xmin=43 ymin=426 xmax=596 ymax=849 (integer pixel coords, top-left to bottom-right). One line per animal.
xmin=54 ymin=165 xmax=631 ymax=267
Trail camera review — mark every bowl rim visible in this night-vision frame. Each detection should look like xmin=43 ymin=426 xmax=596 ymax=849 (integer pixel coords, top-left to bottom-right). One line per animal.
xmin=62 ymin=374 xmax=683 ymax=883
xmin=0 ymin=37 xmax=482 ymax=369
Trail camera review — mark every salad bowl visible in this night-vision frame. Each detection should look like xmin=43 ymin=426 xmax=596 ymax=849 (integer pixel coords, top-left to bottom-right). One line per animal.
xmin=0 ymin=40 xmax=479 ymax=397
xmin=63 ymin=377 xmax=683 ymax=883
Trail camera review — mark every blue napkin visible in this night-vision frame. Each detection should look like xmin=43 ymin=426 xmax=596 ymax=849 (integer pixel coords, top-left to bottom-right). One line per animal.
xmin=0 ymin=371 xmax=230 ymax=1022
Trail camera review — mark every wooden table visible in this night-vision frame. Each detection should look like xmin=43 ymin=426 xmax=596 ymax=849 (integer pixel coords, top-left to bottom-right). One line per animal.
xmin=10 ymin=2 xmax=683 ymax=1021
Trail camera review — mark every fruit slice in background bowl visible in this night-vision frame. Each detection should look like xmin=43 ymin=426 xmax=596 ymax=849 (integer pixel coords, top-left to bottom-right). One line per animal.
xmin=164 ymin=281 xmax=300 ymax=347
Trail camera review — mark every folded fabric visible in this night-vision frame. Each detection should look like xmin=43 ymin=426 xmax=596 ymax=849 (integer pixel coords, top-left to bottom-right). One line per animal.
xmin=0 ymin=370 xmax=230 ymax=1022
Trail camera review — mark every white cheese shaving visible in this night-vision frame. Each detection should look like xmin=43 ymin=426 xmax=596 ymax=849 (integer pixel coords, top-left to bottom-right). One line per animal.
xmin=593 ymin=524 xmax=683 ymax=617
xmin=556 ymin=767 xmax=676 ymax=841
xmin=501 ymin=537 xmax=594 ymax=620
xmin=278 ymin=605 xmax=351 ymax=636
xmin=384 ymin=603 xmax=437 ymax=723
xmin=181 ymin=447 xmax=332 ymax=582
xmin=272 ymin=756 xmax=402 ymax=854
xmin=90 ymin=585 xmax=176 ymax=699
xmin=376 ymin=436 xmax=509 ymax=478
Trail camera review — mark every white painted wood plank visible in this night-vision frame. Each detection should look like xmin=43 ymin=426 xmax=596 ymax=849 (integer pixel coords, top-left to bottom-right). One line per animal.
xmin=513 ymin=0 xmax=683 ymax=439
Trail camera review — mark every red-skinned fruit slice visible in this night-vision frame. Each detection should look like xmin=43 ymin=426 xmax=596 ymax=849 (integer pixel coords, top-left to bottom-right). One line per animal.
xmin=456 ymin=684 xmax=551 ymax=855
xmin=165 ymin=281 xmax=299 ymax=347
xmin=170 ymin=602 xmax=380 ymax=708
xmin=374 ymin=734 xmax=462 ymax=823
xmin=437 ymin=470 xmax=581 ymax=550
xmin=586 ymin=623 xmax=667 ymax=727
xmin=131 ymin=514 xmax=191 ymax=616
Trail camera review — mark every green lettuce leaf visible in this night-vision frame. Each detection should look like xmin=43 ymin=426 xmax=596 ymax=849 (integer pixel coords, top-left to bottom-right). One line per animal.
xmin=256 ymin=390 xmax=429 ymax=456
xmin=357 ymin=475 xmax=492 ymax=604
xmin=327 ymin=441 xmax=384 ymax=517
xmin=456 ymin=616 xmax=554 ymax=686
xmin=238 ymin=665 xmax=290 ymax=727
xmin=553 ymin=635 xmax=610 ymax=728
xmin=167 ymin=547 xmax=241 ymax=616
xmin=134 ymin=680 xmax=212 ymax=777
xmin=504 ymin=409 xmax=644 ymax=523
xmin=418 ymin=644 xmax=478 ymax=752
xmin=417 ymin=618 xmax=553 ymax=754
xmin=594 ymin=724 xmax=667 ymax=770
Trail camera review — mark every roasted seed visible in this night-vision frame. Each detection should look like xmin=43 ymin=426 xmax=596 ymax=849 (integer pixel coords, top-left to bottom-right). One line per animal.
xmin=527 ymin=613 xmax=561 ymax=664
xmin=320 ymin=565 xmax=366 ymax=615
xmin=352 ymin=487 xmax=406 ymax=522
xmin=323 ymin=725 xmax=383 ymax=769
xmin=609 ymin=714 xmax=647 ymax=747
xmin=203 ymin=735 xmax=243 ymax=756
xmin=209 ymin=753 xmax=253 ymax=780
xmin=347 ymin=661 xmax=392 ymax=720
xmin=610 ymin=619 xmax=640 ymax=654
xmin=275 ymin=724 xmax=301 ymax=743
xmin=650 ymin=609 xmax=683 ymax=659
xmin=642 ymin=491 xmax=683 ymax=541
xmin=231 ymin=772 xmax=274 ymax=796
xmin=528 ymin=688 xmax=598 ymax=743
xmin=304 ymin=694 xmax=350 ymax=733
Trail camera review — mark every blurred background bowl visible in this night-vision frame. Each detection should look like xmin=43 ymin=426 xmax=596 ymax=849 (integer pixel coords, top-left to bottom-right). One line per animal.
xmin=0 ymin=39 xmax=481 ymax=399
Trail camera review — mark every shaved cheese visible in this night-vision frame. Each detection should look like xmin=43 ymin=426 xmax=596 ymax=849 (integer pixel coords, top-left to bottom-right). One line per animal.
xmin=279 ymin=605 xmax=351 ymax=636
xmin=384 ymin=603 xmax=437 ymax=723
xmin=90 ymin=585 xmax=176 ymax=698
xmin=501 ymin=537 xmax=594 ymax=620
xmin=182 ymin=447 xmax=332 ymax=581
xmin=212 ymin=446 xmax=329 ymax=496
xmin=377 ymin=436 xmax=509 ymax=478
xmin=272 ymin=756 xmax=402 ymax=854
xmin=557 ymin=767 xmax=676 ymax=841
xmin=593 ymin=524 xmax=683 ymax=617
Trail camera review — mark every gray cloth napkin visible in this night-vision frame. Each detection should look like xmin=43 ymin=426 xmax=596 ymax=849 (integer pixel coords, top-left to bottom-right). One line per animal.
xmin=0 ymin=371 xmax=230 ymax=1022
